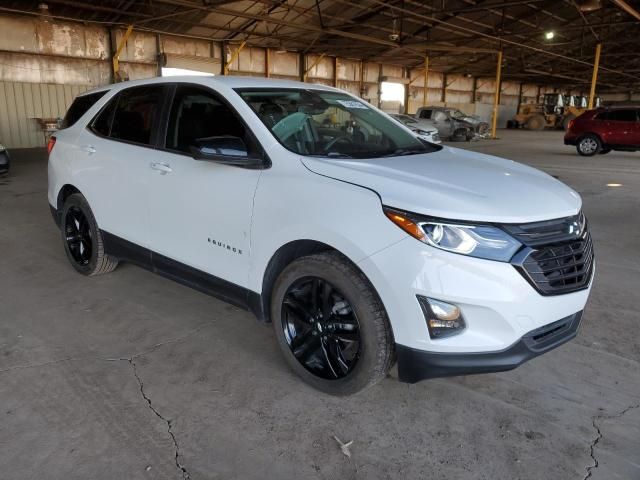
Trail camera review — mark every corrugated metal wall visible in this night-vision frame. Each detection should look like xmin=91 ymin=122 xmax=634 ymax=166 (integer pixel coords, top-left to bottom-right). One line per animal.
xmin=0 ymin=81 xmax=89 ymax=148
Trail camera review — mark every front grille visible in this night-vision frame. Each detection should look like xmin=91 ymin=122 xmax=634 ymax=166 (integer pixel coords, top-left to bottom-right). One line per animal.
xmin=505 ymin=213 xmax=594 ymax=295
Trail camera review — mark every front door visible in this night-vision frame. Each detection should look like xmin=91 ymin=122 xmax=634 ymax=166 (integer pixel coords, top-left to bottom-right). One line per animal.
xmin=145 ymin=84 xmax=263 ymax=289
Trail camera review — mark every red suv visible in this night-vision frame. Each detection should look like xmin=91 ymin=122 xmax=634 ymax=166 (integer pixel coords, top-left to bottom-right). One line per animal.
xmin=564 ymin=107 xmax=640 ymax=156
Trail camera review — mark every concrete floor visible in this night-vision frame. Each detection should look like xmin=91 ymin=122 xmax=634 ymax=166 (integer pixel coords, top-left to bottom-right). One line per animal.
xmin=1 ymin=129 xmax=638 ymax=480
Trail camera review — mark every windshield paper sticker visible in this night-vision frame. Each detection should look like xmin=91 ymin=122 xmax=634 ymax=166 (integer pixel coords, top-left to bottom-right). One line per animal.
xmin=336 ymin=100 xmax=369 ymax=110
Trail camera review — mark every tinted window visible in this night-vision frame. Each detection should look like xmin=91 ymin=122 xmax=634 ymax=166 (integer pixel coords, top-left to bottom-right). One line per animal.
xmin=109 ymin=86 xmax=164 ymax=145
xmin=166 ymin=85 xmax=246 ymax=153
xmin=62 ymin=91 xmax=107 ymax=128
xmin=419 ymin=109 xmax=432 ymax=119
xmin=92 ymin=96 xmax=118 ymax=137
xmin=607 ymin=110 xmax=637 ymax=122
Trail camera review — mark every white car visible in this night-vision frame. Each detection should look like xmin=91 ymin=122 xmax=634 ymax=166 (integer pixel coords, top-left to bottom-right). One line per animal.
xmin=48 ymin=77 xmax=593 ymax=395
xmin=390 ymin=114 xmax=441 ymax=144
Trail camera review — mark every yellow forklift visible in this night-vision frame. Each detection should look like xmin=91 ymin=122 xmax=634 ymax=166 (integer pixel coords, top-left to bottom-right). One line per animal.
xmin=508 ymin=93 xmax=599 ymax=130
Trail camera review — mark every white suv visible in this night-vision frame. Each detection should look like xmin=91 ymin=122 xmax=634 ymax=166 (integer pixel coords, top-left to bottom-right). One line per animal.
xmin=48 ymin=76 xmax=593 ymax=395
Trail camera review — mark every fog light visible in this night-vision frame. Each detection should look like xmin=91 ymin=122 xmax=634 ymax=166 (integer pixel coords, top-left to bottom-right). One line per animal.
xmin=417 ymin=296 xmax=466 ymax=339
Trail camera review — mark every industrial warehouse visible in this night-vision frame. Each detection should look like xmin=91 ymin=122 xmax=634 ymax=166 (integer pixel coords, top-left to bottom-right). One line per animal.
xmin=0 ymin=1 xmax=639 ymax=479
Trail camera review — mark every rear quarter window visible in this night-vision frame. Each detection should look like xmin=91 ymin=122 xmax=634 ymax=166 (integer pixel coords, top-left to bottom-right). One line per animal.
xmin=61 ymin=91 xmax=108 ymax=128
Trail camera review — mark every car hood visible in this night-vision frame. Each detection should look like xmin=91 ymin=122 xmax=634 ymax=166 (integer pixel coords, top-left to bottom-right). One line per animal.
xmin=301 ymin=146 xmax=581 ymax=223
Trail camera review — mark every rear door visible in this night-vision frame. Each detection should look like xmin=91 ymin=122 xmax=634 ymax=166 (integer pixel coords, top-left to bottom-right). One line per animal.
xmin=76 ymin=84 xmax=167 ymax=247
xmin=603 ymin=109 xmax=638 ymax=146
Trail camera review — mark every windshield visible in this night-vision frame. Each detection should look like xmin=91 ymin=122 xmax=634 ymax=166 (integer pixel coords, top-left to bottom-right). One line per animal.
xmin=236 ymin=88 xmax=437 ymax=158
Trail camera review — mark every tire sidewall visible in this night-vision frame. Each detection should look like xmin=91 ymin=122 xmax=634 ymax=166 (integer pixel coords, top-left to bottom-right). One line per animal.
xmin=271 ymin=255 xmax=389 ymax=396
xmin=60 ymin=194 xmax=100 ymax=275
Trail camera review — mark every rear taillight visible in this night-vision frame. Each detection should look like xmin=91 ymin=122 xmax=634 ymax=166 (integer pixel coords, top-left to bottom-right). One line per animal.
xmin=47 ymin=136 xmax=56 ymax=155
xmin=568 ymin=120 xmax=574 ymax=130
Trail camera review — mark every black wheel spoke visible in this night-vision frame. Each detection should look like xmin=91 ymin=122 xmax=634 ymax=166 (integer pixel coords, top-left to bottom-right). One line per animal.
xmin=283 ymin=298 xmax=313 ymax=324
xmin=280 ymin=276 xmax=361 ymax=380
xmin=64 ymin=206 xmax=93 ymax=266
xmin=321 ymin=281 xmax=332 ymax=318
xmin=295 ymin=335 xmax=321 ymax=363
xmin=320 ymin=337 xmax=339 ymax=379
xmin=328 ymin=339 xmax=350 ymax=374
xmin=290 ymin=326 xmax=314 ymax=351
xmin=333 ymin=332 xmax=359 ymax=343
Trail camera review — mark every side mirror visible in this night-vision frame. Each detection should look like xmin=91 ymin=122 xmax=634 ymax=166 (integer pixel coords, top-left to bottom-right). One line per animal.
xmin=189 ymin=136 xmax=264 ymax=168
xmin=56 ymin=117 xmax=64 ymax=129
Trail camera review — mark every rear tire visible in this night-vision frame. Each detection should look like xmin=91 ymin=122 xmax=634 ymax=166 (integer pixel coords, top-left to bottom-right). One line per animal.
xmin=526 ymin=114 xmax=545 ymax=130
xmin=576 ymin=134 xmax=601 ymax=157
xmin=60 ymin=193 xmax=118 ymax=276
xmin=271 ymin=251 xmax=394 ymax=395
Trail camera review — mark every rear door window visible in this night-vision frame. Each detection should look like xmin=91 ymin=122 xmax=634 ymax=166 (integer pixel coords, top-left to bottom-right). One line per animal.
xmin=110 ymin=86 xmax=164 ymax=145
xmin=62 ymin=91 xmax=107 ymax=128
xmin=606 ymin=110 xmax=637 ymax=122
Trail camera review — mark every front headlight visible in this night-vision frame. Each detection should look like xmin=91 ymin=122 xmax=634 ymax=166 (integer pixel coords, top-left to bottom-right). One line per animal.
xmin=384 ymin=207 xmax=522 ymax=262
xmin=0 ymin=144 xmax=5 ymax=152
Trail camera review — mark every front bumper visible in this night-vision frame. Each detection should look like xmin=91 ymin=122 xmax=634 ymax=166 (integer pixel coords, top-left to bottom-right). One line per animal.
xmin=396 ymin=311 xmax=582 ymax=382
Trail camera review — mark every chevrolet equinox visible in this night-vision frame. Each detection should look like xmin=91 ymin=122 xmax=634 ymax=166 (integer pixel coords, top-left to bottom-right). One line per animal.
xmin=48 ymin=77 xmax=594 ymax=395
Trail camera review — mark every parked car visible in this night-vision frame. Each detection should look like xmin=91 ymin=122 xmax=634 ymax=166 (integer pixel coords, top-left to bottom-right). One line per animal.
xmin=415 ymin=106 xmax=487 ymax=140
xmin=49 ymin=77 xmax=593 ymax=395
xmin=565 ymin=107 xmax=640 ymax=156
xmin=390 ymin=114 xmax=441 ymax=144
xmin=0 ymin=142 xmax=10 ymax=175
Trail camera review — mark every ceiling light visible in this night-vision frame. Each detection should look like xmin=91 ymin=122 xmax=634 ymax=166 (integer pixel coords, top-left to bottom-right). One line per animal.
xmin=545 ymin=31 xmax=555 ymax=40
xmin=606 ymin=183 xmax=622 ymax=187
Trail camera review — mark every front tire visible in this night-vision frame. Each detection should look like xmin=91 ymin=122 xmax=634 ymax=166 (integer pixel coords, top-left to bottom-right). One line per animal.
xmin=271 ymin=251 xmax=394 ymax=395
xmin=60 ymin=193 xmax=118 ymax=276
xmin=576 ymin=134 xmax=601 ymax=156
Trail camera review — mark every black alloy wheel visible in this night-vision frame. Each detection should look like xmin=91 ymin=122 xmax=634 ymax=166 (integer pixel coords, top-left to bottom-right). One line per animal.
xmin=64 ymin=205 xmax=93 ymax=266
xmin=60 ymin=193 xmax=118 ymax=276
xmin=281 ymin=276 xmax=361 ymax=380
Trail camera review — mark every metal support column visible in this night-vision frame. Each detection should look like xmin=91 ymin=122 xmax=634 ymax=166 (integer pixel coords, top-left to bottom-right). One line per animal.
xmin=491 ymin=50 xmax=503 ymax=139
xmin=588 ymin=43 xmax=602 ymax=109
xmin=224 ymin=41 xmax=246 ymax=76
xmin=112 ymin=25 xmax=133 ymax=82
xmin=423 ymin=56 xmax=429 ymax=107
xmin=265 ymin=48 xmax=270 ymax=78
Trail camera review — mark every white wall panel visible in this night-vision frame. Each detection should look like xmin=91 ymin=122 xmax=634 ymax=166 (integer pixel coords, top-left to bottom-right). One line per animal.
xmin=0 ymin=81 xmax=89 ymax=148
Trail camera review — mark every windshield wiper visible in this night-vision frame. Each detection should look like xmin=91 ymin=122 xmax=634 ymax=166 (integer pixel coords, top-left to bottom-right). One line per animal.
xmin=325 ymin=152 xmax=354 ymax=158
xmin=381 ymin=148 xmax=426 ymax=157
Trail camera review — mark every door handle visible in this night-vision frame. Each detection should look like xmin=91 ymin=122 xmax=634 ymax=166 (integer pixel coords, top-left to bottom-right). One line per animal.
xmin=150 ymin=162 xmax=172 ymax=174
xmin=81 ymin=145 xmax=96 ymax=154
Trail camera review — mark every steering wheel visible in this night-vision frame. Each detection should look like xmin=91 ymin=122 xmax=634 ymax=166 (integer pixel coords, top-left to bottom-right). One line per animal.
xmin=323 ymin=135 xmax=354 ymax=153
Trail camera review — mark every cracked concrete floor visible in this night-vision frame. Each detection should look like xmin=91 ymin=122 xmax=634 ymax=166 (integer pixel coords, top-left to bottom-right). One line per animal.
xmin=1 ymin=130 xmax=639 ymax=480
